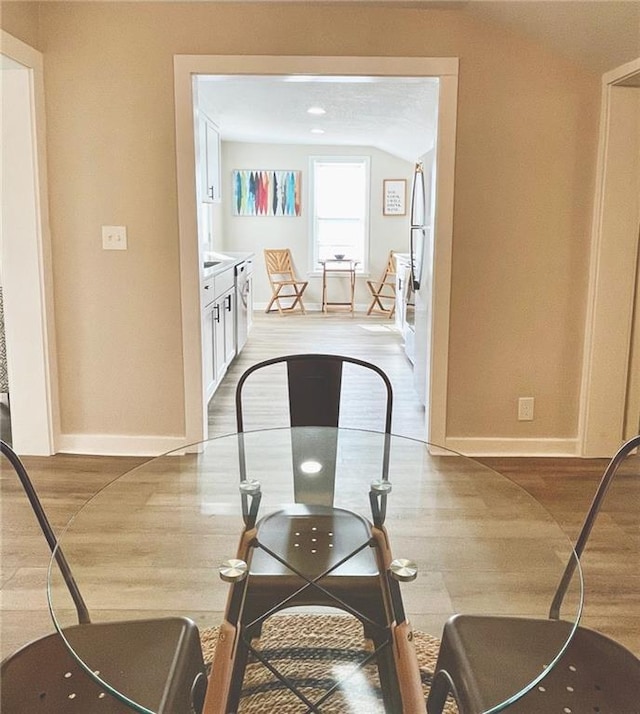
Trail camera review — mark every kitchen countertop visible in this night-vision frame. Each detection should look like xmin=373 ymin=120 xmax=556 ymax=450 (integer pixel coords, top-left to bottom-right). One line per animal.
xmin=202 ymin=252 xmax=254 ymax=279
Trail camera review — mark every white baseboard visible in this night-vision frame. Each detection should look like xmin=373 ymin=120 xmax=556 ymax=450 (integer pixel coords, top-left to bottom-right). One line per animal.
xmin=57 ymin=432 xmax=582 ymax=458
xmin=443 ymin=436 xmax=581 ymax=458
xmin=57 ymin=433 xmax=188 ymax=457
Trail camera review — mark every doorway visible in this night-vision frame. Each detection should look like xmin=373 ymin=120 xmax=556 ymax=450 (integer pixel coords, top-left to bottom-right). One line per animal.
xmin=174 ymin=55 xmax=459 ymax=447
xmin=0 ymin=32 xmax=59 ymax=455
xmin=580 ymin=58 xmax=640 ymax=456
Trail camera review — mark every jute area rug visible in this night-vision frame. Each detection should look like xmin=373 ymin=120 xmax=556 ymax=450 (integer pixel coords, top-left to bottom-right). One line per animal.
xmin=201 ymin=613 xmax=458 ymax=713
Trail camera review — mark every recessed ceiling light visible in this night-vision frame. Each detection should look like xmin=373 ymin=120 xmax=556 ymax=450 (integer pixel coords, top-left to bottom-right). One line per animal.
xmin=307 ymin=106 xmax=326 ymax=116
xmin=311 ymin=128 xmax=325 ymax=135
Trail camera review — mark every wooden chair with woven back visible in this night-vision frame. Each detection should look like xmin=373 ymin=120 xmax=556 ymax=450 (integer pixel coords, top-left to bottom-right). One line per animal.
xmin=264 ymin=248 xmax=308 ymax=315
xmin=366 ymin=252 xmax=397 ymax=318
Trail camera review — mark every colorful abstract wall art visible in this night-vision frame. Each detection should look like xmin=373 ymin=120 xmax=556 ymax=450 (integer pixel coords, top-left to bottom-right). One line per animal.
xmin=232 ymin=170 xmax=301 ymax=217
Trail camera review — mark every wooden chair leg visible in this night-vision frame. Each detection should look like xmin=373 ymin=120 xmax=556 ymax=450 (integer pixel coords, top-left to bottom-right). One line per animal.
xmin=289 ymin=283 xmax=307 ymax=314
xmin=392 ymin=620 xmax=425 ymax=713
xmin=266 ymin=285 xmax=307 ymax=315
xmin=205 ymin=620 xmax=239 ymax=714
xmin=225 ymin=628 xmax=253 ymax=713
xmin=367 ymin=293 xmax=395 ymax=318
xmin=287 ymin=292 xmax=299 ymax=313
xmin=295 ymin=288 xmax=306 ymax=314
xmin=367 ymin=295 xmax=386 ymax=316
xmin=266 ymin=286 xmax=286 ymax=315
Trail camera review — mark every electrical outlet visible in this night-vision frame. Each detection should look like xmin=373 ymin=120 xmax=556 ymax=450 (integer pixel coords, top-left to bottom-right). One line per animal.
xmin=518 ymin=397 xmax=535 ymax=421
xmin=102 ymin=225 xmax=127 ymax=250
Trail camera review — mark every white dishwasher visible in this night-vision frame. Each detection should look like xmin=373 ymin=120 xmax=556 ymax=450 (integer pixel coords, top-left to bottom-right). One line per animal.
xmin=235 ymin=259 xmax=253 ymax=352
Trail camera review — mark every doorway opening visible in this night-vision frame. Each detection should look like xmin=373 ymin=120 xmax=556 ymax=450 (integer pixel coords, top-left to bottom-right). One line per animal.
xmin=174 ymin=56 xmax=458 ymax=447
xmin=193 ymin=72 xmax=438 ymax=413
xmin=580 ymin=58 xmax=640 ymax=455
xmin=1 ymin=34 xmax=58 ymax=455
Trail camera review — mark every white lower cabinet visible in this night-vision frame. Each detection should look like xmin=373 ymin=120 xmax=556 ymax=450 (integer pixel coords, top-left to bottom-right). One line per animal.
xmin=222 ymin=289 xmax=236 ymax=365
xmin=203 ymin=269 xmax=236 ymax=403
xmin=212 ymin=298 xmax=226 ymax=385
xmin=203 ymin=301 xmax=216 ymax=398
xmin=214 ymin=286 xmax=235 ymax=383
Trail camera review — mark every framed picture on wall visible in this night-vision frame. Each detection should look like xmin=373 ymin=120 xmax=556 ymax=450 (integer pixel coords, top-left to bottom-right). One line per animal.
xmin=383 ymin=179 xmax=407 ymax=216
xmin=232 ymin=169 xmax=302 ymax=216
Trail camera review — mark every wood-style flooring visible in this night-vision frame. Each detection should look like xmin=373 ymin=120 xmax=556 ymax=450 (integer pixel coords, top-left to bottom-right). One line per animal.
xmin=1 ymin=312 xmax=638 ymax=662
xmin=207 ymin=312 xmax=426 ymax=440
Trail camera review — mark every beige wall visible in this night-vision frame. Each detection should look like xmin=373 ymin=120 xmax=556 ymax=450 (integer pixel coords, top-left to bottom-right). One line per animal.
xmin=0 ymin=2 xmax=39 ymax=49
xmin=1 ymin=2 xmax=600 ymax=446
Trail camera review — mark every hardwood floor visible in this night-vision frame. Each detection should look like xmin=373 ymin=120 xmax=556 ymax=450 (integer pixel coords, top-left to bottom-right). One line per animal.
xmin=207 ymin=312 xmax=426 ymax=440
xmin=477 ymin=454 xmax=640 ymax=656
xmin=1 ymin=312 xmax=638 ymax=663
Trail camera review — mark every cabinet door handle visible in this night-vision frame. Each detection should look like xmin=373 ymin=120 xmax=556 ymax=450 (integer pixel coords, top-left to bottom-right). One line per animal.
xmin=239 ymin=283 xmax=249 ymax=309
xmin=208 ymin=186 xmax=215 ymax=199
xmin=214 ymin=304 xmax=220 ymax=323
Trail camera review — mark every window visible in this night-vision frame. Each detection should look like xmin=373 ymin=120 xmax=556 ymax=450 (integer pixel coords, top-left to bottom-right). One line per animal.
xmin=310 ymin=157 xmax=370 ymax=272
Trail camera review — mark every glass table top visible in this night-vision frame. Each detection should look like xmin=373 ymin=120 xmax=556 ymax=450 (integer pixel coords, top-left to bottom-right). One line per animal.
xmin=48 ymin=428 xmax=582 ymax=713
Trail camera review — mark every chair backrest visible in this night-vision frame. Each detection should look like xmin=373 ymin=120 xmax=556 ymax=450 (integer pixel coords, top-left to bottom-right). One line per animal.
xmin=549 ymin=433 xmax=640 ymax=618
xmin=235 ymin=354 xmax=393 ymax=517
xmin=235 ymin=353 xmax=393 ymax=434
xmin=264 ymin=248 xmax=298 ymax=282
xmin=0 ymin=440 xmax=90 ymax=624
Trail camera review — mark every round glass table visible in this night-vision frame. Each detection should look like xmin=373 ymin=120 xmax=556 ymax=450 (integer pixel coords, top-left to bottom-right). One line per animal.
xmin=48 ymin=428 xmax=582 ymax=714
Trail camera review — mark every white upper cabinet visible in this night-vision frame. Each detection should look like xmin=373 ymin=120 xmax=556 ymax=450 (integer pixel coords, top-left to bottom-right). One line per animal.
xmin=198 ymin=112 xmax=221 ymax=203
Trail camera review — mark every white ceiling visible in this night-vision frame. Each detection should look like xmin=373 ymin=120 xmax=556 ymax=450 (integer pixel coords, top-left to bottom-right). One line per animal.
xmin=194 ymin=1 xmax=639 ymax=162
xmin=197 ymin=75 xmax=440 ymax=163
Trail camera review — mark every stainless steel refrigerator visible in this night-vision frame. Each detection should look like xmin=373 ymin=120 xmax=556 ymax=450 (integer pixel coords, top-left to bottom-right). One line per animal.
xmin=408 ymin=155 xmax=434 ymax=407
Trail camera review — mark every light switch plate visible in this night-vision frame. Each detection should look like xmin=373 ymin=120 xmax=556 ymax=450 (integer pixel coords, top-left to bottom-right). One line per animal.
xmin=102 ymin=225 xmax=127 ymax=250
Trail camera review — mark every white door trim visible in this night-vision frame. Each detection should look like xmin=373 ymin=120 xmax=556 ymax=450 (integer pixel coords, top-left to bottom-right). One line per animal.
xmin=580 ymin=57 xmax=640 ymax=456
xmin=173 ymin=55 xmax=459 ymax=446
xmin=1 ymin=31 xmax=59 ymax=455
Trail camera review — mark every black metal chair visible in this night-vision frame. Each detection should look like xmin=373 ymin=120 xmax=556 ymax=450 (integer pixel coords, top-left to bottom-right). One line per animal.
xmin=235 ymin=352 xmax=394 ymax=434
xmin=207 ymin=355 xmax=424 ymax=713
xmin=0 ymin=440 xmax=208 ymax=714
xmin=427 ymin=434 xmax=640 ymax=714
